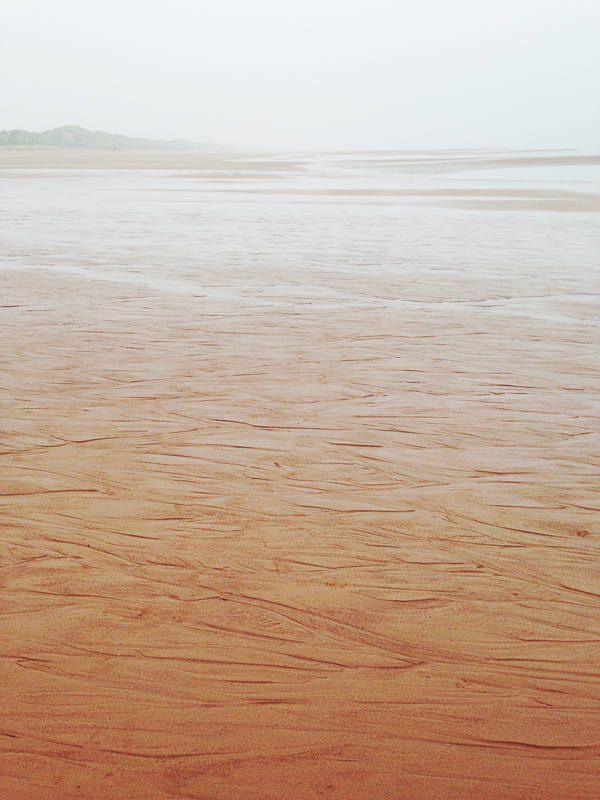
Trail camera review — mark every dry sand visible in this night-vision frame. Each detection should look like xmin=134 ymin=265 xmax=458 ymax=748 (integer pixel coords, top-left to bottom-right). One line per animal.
xmin=1 ymin=149 xmax=599 ymax=799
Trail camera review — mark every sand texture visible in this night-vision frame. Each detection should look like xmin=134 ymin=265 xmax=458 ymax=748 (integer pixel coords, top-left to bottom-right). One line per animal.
xmin=1 ymin=151 xmax=599 ymax=799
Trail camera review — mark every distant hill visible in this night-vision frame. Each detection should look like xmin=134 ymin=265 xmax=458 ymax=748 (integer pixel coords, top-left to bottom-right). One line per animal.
xmin=0 ymin=125 xmax=219 ymax=150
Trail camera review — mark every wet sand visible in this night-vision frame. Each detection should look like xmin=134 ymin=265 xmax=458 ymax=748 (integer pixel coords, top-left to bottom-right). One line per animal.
xmin=1 ymin=150 xmax=599 ymax=799
xmin=0 ymin=146 xmax=299 ymax=171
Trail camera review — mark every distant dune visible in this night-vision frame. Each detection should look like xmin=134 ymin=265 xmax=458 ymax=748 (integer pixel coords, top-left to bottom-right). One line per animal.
xmin=0 ymin=125 xmax=220 ymax=151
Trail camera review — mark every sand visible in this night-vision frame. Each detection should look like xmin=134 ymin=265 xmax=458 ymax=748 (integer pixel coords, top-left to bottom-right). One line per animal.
xmin=0 ymin=146 xmax=300 ymax=171
xmin=1 ymin=149 xmax=599 ymax=799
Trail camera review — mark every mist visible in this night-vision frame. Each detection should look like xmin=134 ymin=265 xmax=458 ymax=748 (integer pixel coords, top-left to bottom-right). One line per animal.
xmin=2 ymin=0 xmax=599 ymax=150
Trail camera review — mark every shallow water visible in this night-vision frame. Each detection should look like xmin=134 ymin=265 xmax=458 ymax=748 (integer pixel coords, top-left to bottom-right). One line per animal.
xmin=1 ymin=150 xmax=599 ymax=315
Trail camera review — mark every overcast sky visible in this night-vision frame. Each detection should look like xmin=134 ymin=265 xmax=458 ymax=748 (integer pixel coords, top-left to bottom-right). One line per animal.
xmin=2 ymin=0 xmax=599 ymax=150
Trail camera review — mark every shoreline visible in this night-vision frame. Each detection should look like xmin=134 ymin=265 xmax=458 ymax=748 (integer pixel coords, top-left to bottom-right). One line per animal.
xmin=0 ymin=146 xmax=293 ymax=170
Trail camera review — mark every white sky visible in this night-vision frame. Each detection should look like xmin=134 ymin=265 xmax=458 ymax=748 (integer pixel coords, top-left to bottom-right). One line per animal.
xmin=2 ymin=0 xmax=599 ymax=150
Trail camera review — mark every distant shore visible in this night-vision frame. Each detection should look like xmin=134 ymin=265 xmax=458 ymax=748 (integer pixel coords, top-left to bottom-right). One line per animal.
xmin=0 ymin=124 xmax=222 ymax=151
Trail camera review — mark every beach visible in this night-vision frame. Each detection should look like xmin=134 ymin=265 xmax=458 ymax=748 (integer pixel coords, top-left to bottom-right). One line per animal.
xmin=1 ymin=148 xmax=599 ymax=799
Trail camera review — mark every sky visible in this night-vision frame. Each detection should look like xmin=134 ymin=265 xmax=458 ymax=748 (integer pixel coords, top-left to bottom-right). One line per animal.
xmin=1 ymin=0 xmax=599 ymax=150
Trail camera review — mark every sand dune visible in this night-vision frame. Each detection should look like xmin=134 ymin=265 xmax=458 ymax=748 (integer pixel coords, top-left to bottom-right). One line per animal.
xmin=1 ymin=152 xmax=599 ymax=799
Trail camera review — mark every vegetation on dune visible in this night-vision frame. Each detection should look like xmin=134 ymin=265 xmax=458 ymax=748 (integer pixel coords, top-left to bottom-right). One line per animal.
xmin=0 ymin=125 xmax=216 ymax=150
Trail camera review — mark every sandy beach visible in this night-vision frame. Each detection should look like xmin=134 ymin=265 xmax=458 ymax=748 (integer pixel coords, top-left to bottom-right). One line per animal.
xmin=1 ymin=148 xmax=599 ymax=799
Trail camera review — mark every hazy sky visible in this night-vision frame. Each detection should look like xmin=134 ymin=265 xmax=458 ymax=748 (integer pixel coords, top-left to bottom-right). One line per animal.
xmin=2 ymin=0 xmax=599 ymax=150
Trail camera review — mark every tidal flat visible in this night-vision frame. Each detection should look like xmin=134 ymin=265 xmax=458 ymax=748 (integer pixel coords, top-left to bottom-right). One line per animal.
xmin=1 ymin=147 xmax=599 ymax=800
